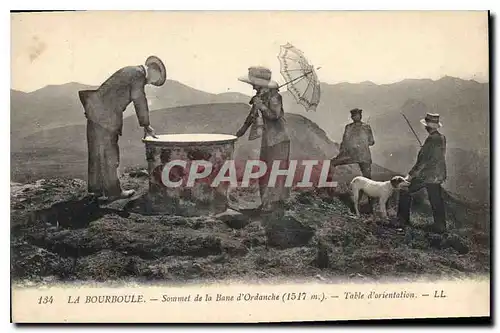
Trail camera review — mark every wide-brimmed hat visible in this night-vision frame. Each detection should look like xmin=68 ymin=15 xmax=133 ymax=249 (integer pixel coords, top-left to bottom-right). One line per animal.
xmin=350 ymin=108 xmax=362 ymax=115
xmin=238 ymin=66 xmax=279 ymax=88
xmin=145 ymin=55 xmax=167 ymax=86
xmin=420 ymin=112 xmax=442 ymax=129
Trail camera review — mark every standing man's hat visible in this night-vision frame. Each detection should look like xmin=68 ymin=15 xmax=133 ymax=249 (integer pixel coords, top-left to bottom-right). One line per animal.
xmin=350 ymin=108 xmax=363 ymax=115
xmin=420 ymin=112 xmax=442 ymax=129
xmin=238 ymin=66 xmax=279 ymax=88
xmin=145 ymin=55 xmax=167 ymax=86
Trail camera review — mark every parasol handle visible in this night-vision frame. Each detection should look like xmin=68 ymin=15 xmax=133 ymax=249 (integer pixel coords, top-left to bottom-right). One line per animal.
xmin=278 ymin=67 xmax=322 ymax=89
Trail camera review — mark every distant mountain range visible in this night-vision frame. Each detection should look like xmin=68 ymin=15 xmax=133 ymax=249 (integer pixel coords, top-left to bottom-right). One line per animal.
xmin=11 ymin=103 xmax=395 ymax=189
xmin=282 ymin=76 xmax=490 ymax=204
xmin=10 ymin=76 xmax=490 ymax=204
xmin=286 ymin=76 xmax=489 ymax=148
xmin=10 ymin=81 xmax=250 ymax=140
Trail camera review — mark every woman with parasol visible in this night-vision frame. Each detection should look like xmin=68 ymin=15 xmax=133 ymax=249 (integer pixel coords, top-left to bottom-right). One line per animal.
xmin=236 ymin=66 xmax=291 ymax=213
xmin=235 ymin=44 xmax=321 ymax=214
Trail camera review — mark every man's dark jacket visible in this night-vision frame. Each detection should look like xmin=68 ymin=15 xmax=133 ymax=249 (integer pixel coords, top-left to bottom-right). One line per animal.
xmin=409 ymin=131 xmax=447 ymax=184
xmin=78 ymin=65 xmax=150 ymax=135
xmin=338 ymin=121 xmax=375 ymax=164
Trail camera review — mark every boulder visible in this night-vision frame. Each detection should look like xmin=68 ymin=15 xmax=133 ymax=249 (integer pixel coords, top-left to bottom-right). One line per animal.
xmin=215 ymin=208 xmax=250 ymax=229
xmin=264 ymin=212 xmax=315 ymax=249
xmin=442 ymin=234 xmax=470 ymax=254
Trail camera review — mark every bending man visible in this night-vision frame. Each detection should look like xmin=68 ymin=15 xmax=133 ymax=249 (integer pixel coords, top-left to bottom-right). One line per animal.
xmin=78 ymin=55 xmax=166 ymax=202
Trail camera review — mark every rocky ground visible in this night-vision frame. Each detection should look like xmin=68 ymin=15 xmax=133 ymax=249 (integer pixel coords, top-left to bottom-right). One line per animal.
xmin=10 ymin=170 xmax=490 ymax=285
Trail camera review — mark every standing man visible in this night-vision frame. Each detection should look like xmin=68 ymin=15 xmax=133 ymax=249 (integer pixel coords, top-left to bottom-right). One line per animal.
xmin=397 ymin=113 xmax=447 ymax=233
xmin=78 ymin=55 xmax=166 ymax=202
xmin=331 ymin=108 xmax=375 ymax=178
xmin=331 ymin=108 xmax=375 ymax=212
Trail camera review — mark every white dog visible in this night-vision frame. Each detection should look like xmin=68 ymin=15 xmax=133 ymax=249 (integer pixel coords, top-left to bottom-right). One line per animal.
xmin=350 ymin=175 xmax=410 ymax=218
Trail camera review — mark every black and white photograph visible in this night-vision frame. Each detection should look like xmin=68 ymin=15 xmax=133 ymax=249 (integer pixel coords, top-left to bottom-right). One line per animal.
xmin=9 ymin=10 xmax=491 ymax=323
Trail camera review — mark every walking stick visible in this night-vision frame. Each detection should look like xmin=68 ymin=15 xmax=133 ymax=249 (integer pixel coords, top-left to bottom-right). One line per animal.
xmin=400 ymin=112 xmax=423 ymax=147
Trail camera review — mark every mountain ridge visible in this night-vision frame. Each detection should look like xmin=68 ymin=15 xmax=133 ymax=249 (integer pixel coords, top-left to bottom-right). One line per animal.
xmin=14 ymin=102 xmax=393 ymax=185
xmin=10 ymin=76 xmax=490 ymax=204
xmin=11 ymin=74 xmax=487 ymax=95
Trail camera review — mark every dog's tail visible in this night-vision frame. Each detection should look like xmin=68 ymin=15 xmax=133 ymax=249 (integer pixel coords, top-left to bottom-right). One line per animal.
xmin=349 ymin=176 xmax=361 ymax=190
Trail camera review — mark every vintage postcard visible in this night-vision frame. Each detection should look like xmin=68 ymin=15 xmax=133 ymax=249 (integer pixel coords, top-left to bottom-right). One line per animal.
xmin=10 ymin=10 xmax=490 ymax=323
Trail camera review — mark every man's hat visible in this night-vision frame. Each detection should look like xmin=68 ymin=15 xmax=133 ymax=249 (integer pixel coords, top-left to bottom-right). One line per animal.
xmin=238 ymin=66 xmax=279 ymax=88
xmin=350 ymin=108 xmax=362 ymax=115
xmin=420 ymin=112 xmax=442 ymax=129
xmin=145 ymin=55 xmax=167 ymax=86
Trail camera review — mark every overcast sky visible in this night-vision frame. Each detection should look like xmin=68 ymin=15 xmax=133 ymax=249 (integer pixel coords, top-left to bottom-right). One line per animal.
xmin=11 ymin=11 xmax=489 ymax=95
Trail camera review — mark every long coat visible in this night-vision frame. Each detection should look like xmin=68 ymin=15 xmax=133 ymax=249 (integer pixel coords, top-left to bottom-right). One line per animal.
xmin=78 ymin=65 xmax=150 ymax=135
xmin=338 ymin=121 xmax=375 ymax=164
xmin=259 ymin=91 xmax=290 ymax=147
xmin=409 ymin=131 xmax=447 ymax=184
xmin=237 ymin=90 xmax=291 ymax=208
xmin=239 ymin=91 xmax=290 ymax=147
xmin=78 ymin=65 xmax=151 ymax=197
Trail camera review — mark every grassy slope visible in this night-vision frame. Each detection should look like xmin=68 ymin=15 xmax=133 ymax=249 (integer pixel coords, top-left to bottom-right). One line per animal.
xmin=11 ymin=169 xmax=490 ymax=284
